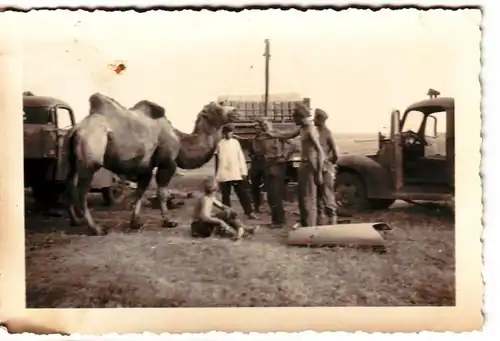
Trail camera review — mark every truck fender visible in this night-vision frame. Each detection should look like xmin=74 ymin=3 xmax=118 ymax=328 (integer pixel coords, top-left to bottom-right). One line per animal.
xmin=336 ymin=154 xmax=393 ymax=198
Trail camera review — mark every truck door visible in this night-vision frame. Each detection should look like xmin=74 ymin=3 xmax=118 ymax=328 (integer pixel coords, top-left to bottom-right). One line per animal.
xmin=390 ymin=110 xmax=403 ymax=191
xmin=54 ymin=106 xmax=75 ymax=181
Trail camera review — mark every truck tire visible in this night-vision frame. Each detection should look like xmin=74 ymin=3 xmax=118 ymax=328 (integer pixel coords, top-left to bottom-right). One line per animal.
xmin=102 ymin=183 xmax=126 ymax=206
xmin=31 ymin=183 xmax=63 ymax=206
xmin=335 ymin=171 xmax=369 ymax=211
xmin=30 ymin=182 xmax=66 ymax=217
xmin=335 ymin=171 xmax=395 ymax=211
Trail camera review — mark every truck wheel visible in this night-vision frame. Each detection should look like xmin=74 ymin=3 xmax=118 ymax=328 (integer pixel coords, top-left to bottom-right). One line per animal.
xmin=30 ymin=183 xmax=65 ymax=215
xmin=102 ymin=183 xmax=126 ymax=206
xmin=31 ymin=183 xmax=62 ymax=204
xmin=335 ymin=171 xmax=369 ymax=211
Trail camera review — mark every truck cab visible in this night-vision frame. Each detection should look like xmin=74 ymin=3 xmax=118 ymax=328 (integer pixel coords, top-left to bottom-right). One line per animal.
xmin=391 ymin=97 xmax=454 ymax=192
xmin=336 ymin=91 xmax=455 ymax=210
xmin=23 ymin=94 xmax=125 ymax=207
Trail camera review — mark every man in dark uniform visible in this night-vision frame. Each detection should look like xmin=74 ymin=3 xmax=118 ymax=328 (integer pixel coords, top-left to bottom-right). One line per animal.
xmin=247 ymin=118 xmax=268 ymax=213
xmin=314 ymin=108 xmax=339 ymax=225
xmin=251 ymin=118 xmax=297 ymax=228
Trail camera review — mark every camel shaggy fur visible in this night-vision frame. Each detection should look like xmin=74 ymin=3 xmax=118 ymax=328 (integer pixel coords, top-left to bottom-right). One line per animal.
xmin=65 ymin=93 xmax=239 ymax=235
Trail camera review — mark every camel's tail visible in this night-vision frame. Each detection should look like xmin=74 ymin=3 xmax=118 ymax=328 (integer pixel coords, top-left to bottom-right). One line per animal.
xmin=60 ymin=129 xmax=85 ymax=209
xmin=59 ymin=129 xmax=75 ymax=204
xmin=67 ymin=130 xmax=79 ymax=180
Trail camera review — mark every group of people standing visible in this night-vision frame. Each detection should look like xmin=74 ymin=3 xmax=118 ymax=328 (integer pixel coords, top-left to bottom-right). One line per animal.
xmin=189 ymin=103 xmax=339 ymax=240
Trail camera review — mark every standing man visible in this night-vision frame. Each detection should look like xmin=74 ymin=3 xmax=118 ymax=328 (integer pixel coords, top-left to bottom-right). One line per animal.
xmin=215 ymin=123 xmax=256 ymax=219
xmin=314 ymin=108 xmax=339 ymax=225
xmin=230 ymin=124 xmax=266 ymax=214
xmin=253 ymin=118 xmax=297 ymax=228
xmin=247 ymin=118 xmax=268 ymax=213
xmin=262 ymin=103 xmax=325 ymax=227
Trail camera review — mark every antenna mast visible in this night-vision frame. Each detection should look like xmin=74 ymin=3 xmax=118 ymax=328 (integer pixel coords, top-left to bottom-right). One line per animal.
xmin=263 ymin=39 xmax=271 ymax=117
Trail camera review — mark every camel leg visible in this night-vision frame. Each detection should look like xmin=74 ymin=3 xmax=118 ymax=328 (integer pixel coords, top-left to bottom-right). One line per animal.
xmin=77 ymin=172 xmax=106 ymax=236
xmin=62 ymin=151 xmax=85 ymax=226
xmin=68 ymin=198 xmax=84 ymax=226
xmin=66 ymin=172 xmax=84 ymax=226
xmin=129 ymin=171 xmax=153 ymax=230
xmin=156 ymin=164 xmax=178 ymax=228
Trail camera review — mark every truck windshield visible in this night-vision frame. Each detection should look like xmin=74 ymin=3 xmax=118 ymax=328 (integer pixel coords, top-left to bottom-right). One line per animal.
xmin=23 ymin=107 xmax=53 ymax=124
xmin=401 ymin=110 xmax=424 ymax=133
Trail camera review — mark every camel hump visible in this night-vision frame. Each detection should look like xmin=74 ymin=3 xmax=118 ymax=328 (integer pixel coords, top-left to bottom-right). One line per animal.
xmin=88 ymin=93 xmax=110 ymax=113
xmin=130 ymin=100 xmax=166 ymax=119
xmin=89 ymin=93 xmax=127 ymax=114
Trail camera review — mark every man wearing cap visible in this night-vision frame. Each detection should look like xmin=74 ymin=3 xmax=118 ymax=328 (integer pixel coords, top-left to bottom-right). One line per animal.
xmin=246 ymin=117 xmax=268 ymax=213
xmin=262 ymin=103 xmax=325 ymax=228
xmin=251 ymin=118 xmax=297 ymax=228
xmin=215 ymin=123 xmax=256 ymax=219
xmin=314 ymin=108 xmax=339 ymax=225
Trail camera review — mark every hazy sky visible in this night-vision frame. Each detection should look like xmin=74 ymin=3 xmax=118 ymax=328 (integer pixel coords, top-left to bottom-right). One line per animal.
xmin=21 ymin=9 xmax=481 ymax=133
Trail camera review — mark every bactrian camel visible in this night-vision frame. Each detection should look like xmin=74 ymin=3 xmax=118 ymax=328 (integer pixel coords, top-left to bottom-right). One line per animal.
xmin=64 ymin=93 xmax=239 ymax=235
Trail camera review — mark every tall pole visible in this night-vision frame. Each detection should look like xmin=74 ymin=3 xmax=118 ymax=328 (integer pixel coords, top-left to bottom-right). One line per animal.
xmin=263 ymin=39 xmax=271 ymax=117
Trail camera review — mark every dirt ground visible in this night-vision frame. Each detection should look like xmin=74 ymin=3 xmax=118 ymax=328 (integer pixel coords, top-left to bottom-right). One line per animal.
xmin=25 ymin=173 xmax=455 ymax=308
xmin=25 ymin=138 xmax=454 ymax=308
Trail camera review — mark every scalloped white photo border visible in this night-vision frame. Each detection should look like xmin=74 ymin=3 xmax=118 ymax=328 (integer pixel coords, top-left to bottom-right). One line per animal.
xmin=0 ymin=0 xmax=496 ymax=339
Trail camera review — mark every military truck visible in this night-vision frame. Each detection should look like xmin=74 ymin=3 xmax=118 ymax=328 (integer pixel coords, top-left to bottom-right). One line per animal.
xmin=23 ymin=93 xmax=126 ymax=207
xmin=217 ymin=93 xmax=309 ymax=184
xmin=335 ymin=91 xmax=454 ymax=211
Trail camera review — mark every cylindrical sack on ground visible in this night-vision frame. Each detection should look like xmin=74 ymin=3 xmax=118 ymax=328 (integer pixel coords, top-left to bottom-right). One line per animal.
xmin=287 ymin=223 xmax=386 ymax=247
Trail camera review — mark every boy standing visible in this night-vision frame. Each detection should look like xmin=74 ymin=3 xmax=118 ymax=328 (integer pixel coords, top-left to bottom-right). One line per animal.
xmin=190 ymin=177 xmax=258 ymax=240
xmin=215 ymin=123 xmax=256 ymax=219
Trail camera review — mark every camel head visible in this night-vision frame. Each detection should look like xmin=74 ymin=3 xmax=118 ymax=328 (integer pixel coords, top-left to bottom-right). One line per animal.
xmin=198 ymin=101 xmax=240 ymax=128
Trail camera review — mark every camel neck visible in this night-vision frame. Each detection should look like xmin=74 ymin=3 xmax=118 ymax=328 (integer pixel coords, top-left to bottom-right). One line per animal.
xmin=192 ymin=115 xmax=219 ymax=135
xmin=175 ymin=126 xmax=221 ymax=170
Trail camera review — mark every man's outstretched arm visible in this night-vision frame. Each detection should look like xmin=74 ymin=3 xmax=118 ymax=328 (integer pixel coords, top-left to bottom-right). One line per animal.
xmin=233 ymin=134 xmax=251 ymax=141
xmin=264 ymin=126 xmax=301 ymax=140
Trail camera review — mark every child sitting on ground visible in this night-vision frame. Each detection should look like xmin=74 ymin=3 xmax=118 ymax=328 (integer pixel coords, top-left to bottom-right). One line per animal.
xmin=190 ymin=176 xmax=259 ymax=241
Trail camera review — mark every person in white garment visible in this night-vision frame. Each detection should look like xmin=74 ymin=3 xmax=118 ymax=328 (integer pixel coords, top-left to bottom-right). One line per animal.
xmin=214 ymin=124 xmax=256 ymax=219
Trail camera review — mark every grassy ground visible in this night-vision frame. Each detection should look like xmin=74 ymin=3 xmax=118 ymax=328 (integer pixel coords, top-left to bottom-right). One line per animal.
xmin=25 ymin=138 xmax=455 ymax=308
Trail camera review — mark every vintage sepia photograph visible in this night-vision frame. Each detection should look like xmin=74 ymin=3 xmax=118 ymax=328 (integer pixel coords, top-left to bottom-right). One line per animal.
xmin=0 ymin=5 xmax=484 ymax=334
